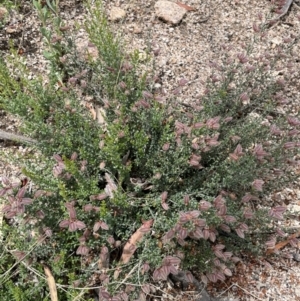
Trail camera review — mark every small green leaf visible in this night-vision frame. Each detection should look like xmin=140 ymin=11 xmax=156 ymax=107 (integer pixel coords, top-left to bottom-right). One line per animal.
xmin=43 ymin=50 xmax=55 ymax=60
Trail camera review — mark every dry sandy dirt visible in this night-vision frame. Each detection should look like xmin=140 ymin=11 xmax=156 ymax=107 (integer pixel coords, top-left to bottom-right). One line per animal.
xmin=1 ymin=0 xmax=300 ymax=300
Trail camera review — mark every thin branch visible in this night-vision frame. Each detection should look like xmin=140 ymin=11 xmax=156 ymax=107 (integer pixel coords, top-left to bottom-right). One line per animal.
xmin=0 ymin=129 xmax=36 ymax=144
xmin=0 ymin=236 xmax=46 ymax=282
xmin=115 ymin=263 xmax=139 ymax=291
xmin=217 ymin=283 xmax=266 ymax=300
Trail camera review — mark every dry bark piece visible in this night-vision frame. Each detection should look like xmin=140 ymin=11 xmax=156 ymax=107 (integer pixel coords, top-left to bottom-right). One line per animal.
xmin=43 ymin=265 xmax=58 ymax=301
xmin=95 ymin=106 xmax=107 ymax=125
xmin=121 ymin=219 xmax=153 ymax=264
xmin=0 ymin=7 xmax=8 ymax=21
xmin=104 ymin=172 xmax=117 ymax=198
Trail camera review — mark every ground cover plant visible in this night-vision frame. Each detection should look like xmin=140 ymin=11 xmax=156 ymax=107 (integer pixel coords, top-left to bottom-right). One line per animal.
xmin=0 ymin=0 xmax=299 ymax=300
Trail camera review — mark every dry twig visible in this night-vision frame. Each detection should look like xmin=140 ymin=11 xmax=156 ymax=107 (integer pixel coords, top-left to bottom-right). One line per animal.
xmin=266 ymin=230 xmax=300 ymax=255
xmin=0 ymin=129 xmax=36 ymax=144
xmin=217 ymin=283 xmax=266 ymax=300
xmin=277 ymin=0 xmax=294 ymax=19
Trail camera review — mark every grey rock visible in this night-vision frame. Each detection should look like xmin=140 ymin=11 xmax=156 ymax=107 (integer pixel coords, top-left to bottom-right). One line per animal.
xmin=293 ymin=251 xmax=300 ymax=262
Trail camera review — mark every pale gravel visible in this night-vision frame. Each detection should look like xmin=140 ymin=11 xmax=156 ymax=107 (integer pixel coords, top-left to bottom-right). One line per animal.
xmin=1 ymin=1 xmax=300 ymax=300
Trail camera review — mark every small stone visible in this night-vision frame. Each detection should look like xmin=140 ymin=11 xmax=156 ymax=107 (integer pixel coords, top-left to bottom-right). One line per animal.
xmin=133 ymin=25 xmax=142 ymax=34
xmin=138 ymin=51 xmax=148 ymax=62
xmin=295 ymin=286 xmax=300 ymax=297
xmin=6 ymin=25 xmax=20 ymax=34
xmin=288 ymin=204 xmax=300 ymax=213
xmin=127 ymin=23 xmax=142 ymax=34
xmin=293 ymin=252 xmax=300 ymax=262
xmin=154 ymin=1 xmax=187 ymax=25
xmin=109 ymin=7 xmax=126 ymax=22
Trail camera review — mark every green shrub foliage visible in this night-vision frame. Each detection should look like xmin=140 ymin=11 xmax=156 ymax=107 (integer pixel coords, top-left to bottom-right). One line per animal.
xmin=0 ymin=1 xmax=299 ymax=300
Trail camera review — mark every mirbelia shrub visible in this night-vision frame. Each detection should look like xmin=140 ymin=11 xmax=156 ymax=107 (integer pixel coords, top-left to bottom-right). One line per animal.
xmin=0 ymin=1 xmax=299 ymax=300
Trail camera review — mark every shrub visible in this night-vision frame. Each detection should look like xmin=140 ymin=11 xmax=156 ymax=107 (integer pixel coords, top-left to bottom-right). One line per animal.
xmin=0 ymin=0 xmax=299 ymax=300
